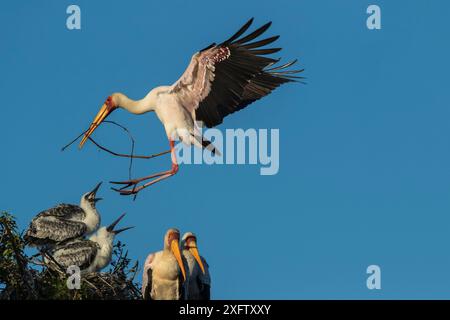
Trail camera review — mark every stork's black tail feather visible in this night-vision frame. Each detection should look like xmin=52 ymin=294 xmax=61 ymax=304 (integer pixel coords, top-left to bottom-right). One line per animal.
xmin=192 ymin=134 xmax=221 ymax=156
xmin=202 ymin=138 xmax=220 ymax=156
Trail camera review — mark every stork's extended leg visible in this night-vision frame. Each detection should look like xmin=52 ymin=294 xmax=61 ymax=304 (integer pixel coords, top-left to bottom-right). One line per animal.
xmin=111 ymin=140 xmax=179 ymax=196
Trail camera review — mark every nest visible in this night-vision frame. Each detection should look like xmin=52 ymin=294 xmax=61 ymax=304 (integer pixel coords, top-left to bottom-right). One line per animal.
xmin=1 ymin=212 xmax=142 ymax=300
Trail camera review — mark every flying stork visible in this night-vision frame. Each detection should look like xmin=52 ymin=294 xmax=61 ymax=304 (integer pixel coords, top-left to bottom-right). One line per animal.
xmin=78 ymin=18 xmax=303 ymax=196
xmin=49 ymin=213 xmax=133 ymax=273
xmin=142 ymin=228 xmax=188 ymax=300
xmin=24 ymin=182 xmax=103 ymax=248
xmin=181 ymin=232 xmax=211 ymax=300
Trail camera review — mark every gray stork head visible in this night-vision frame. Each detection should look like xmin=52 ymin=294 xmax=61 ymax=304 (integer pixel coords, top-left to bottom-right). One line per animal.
xmin=81 ymin=182 xmax=103 ymax=207
xmin=181 ymin=232 xmax=206 ymax=275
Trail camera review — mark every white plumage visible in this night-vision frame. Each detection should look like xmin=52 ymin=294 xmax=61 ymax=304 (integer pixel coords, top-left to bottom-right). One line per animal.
xmin=142 ymin=228 xmax=188 ymax=300
xmin=79 ymin=18 xmax=303 ymax=196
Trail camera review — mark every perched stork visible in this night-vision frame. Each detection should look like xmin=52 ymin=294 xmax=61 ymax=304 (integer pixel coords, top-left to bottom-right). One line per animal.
xmin=49 ymin=213 xmax=133 ymax=273
xmin=78 ymin=18 xmax=303 ymax=196
xmin=181 ymin=232 xmax=211 ymax=300
xmin=24 ymin=182 xmax=103 ymax=248
xmin=142 ymin=228 xmax=188 ymax=300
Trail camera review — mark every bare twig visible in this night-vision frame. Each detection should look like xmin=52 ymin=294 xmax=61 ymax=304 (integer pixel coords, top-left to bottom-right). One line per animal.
xmin=97 ymin=275 xmax=117 ymax=295
xmin=62 ymin=121 xmax=170 ymax=180
xmin=88 ymin=137 xmax=170 ymax=160
xmin=28 ymin=259 xmax=46 ymax=267
xmin=82 ymin=278 xmax=102 ymax=297
xmin=129 ymin=261 xmax=139 ymax=282
xmin=42 ymin=251 xmax=66 ymax=274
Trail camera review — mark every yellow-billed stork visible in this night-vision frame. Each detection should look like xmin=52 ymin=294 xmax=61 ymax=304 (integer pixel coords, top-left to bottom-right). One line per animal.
xmin=142 ymin=228 xmax=188 ymax=300
xmin=181 ymin=232 xmax=211 ymax=300
xmin=79 ymin=18 xmax=303 ymax=196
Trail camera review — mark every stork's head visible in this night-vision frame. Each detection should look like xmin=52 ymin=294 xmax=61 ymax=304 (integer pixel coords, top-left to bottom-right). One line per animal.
xmin=164 ymin=228 xmax=186 ymax=282
xmin=79 ymin=94 xmax=119 ymax=149
xmin=81 ymin=182 xmax=103 ymax=207
xmin=181 ymin=232 xmax=206 ymax=274
xmin=94 ymin=213 xmax=134 ymax=242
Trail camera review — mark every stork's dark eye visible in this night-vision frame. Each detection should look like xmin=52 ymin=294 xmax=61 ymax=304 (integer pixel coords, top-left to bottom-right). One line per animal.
xmin=186 ymin=236 xmax=196 ymax=244
xmin=168 ymin=232 xmax=180 ymax=244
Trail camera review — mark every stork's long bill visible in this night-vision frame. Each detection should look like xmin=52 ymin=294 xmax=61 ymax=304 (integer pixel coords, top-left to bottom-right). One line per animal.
xmin=171 ymin=239 xmax=186 ymax=281
xmin=189 ymin=239 xmax=206 ymax=274
xmin=79 ymin=101 xmax=114 ymax=148
xmin=106 ymin=213 xmax=134 ymax=234
xmin=88 ymin=182 xmax=103 ymax=202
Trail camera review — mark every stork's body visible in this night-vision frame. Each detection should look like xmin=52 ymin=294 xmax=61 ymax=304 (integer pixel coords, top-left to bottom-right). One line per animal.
xmin=49 ymin=214 xmax=132 ymax=273
xmin=111 ymin=87 xmax=203 ymax=148
xmin=182 ymin=232 xmax=211 ymax=300
xmin=79 ymin=18 xmax=303 ymax=196
xmin=24 ymin=183 xmax=102 ymax=247
xmin=142 ymin=228 xmax=187 ymax=300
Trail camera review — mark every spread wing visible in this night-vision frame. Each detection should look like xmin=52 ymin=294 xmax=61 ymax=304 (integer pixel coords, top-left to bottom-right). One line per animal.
xmin=51 ymin=239 xmax=99 ymax=270
xmin=170 ymin=18 xmax=304 ymax=128
xmin=25 ymin=204 xmax=87 ymax=245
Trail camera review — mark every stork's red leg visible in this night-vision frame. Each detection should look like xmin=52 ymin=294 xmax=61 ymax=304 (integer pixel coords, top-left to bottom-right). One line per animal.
xmin=111 ymin=140 xmax=179 ymax=196
xmin=110 ymin=170 xmax=173 ymax=188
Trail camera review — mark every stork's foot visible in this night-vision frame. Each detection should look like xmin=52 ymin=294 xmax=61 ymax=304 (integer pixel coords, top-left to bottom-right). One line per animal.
xmin=110 ymin=164 xmax=179 ymax=196
xmin=110 ymin=170 xmax=171 ymax=190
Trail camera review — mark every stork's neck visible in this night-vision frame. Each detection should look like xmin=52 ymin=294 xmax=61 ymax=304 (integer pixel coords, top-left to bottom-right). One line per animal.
xmin=115 ymin=87 xmax=168 ymax=114
xmin=90 ymin=232 xmax=114 ymax=271
xmin=79 ymin=202 xmax=100 ymax=234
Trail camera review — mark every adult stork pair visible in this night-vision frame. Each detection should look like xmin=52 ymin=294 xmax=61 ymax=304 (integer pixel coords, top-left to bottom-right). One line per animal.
xmin=142 ymin=229 xmax=211 ymax=300
xmin=78 ymin=18 xmax=303 ymax=196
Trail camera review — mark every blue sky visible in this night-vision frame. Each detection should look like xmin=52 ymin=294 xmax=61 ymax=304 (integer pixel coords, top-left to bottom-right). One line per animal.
xmin=1 ymin=0 xmax=450 ymax=299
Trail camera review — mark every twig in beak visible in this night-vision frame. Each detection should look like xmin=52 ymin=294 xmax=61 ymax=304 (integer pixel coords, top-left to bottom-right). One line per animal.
xmin=87 ymin=136 xmax=170 ymax=160
xmin=61 ymin=120 xmax=171 ymax=182
xmin=61 ymin=129 xmax=88 ymax=152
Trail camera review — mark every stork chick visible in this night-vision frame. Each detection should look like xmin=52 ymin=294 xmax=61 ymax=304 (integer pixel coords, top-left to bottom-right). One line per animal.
xmin=50 ymin=213 xmax=133 ymax=274
xmin=24 ymin=182 xmax=103 ymax=248
xmin=142 ymin=228 xmax=188 ymax=300
xmin=182 ymin=232 xmax=211 ymax=300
